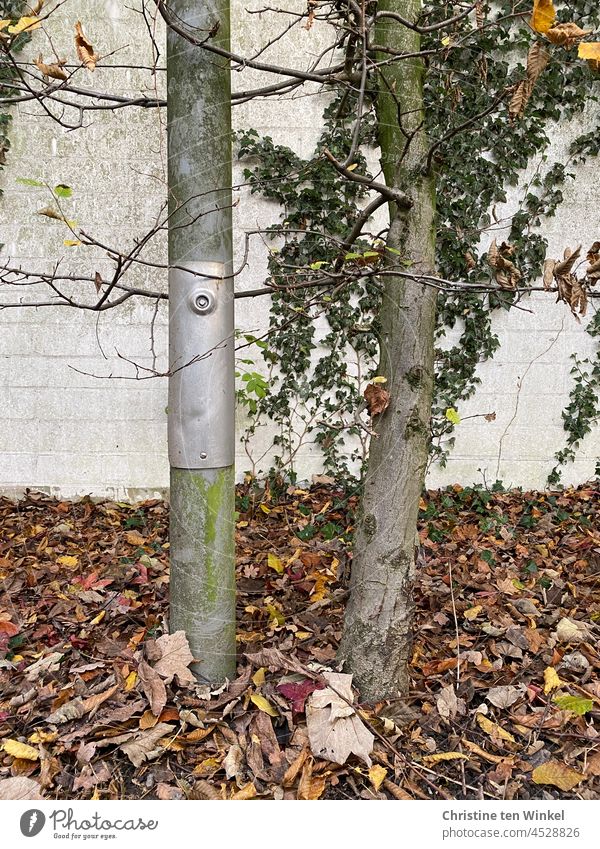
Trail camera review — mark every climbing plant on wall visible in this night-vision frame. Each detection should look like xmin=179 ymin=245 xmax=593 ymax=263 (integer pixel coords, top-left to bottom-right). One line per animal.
xmin=236 ymin=0 xmax=600 ymax=484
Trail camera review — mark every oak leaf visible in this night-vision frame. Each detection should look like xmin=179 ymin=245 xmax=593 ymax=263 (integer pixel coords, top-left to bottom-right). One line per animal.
xmin=137 ymin=659 xmax=167 ymax=716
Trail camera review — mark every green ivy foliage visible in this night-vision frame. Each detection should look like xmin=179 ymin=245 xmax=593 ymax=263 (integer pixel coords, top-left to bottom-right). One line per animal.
xmin=236 ymin=0 xmax=600 ymax=485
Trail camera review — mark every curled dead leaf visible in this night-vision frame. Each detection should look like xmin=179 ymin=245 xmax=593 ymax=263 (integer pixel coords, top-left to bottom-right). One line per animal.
xmin=74 ymin=21 xmax=98 ymax=71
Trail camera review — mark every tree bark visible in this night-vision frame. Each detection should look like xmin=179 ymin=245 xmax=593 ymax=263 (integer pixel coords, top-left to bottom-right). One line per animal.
xmin=338 ymin=0 xmax=436 ymax=700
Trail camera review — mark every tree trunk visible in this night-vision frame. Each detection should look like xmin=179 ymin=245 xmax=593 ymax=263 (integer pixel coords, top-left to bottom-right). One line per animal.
xmin=338 ymin=0 xmax=436 ymax=700
xmin=167 ymin=0 xmax=236 ymax=683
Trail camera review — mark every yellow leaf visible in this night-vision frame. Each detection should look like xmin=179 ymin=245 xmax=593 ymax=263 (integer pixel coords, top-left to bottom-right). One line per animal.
xmin=124 ymin=671 xmax=137 ymax=691
xmin=371 ymin=375 xmax=388 ymax=384
xmin=250 ymin=693 xmax=278 ymax=717
xmin=0 ymin=20 xmax=11 ymax=30
xmin=3 ymin=740 xmax=39 ymax=760
xmin=8 ymin=15 xmax=41 ymax=34
xmin=531 ymin=0 xmax=556 ymax=34
xmin=294 ymin=631 xmax=312 ymax=640
xmin=579 ymin=41 xmax=600 ymax=71
xmin=259 ymin=503 xmax=270 ymax=514
xmin=543 ymin=666 xmax=562 ymax=694
xmin=445 ymin=407 xmax=461 ymax=425
xmin=90 ymin=610 xmax=105 ymax=626
xmin=28 ymin=730 xmax=57 ymax=744
xmin=57 ymin=555 xmax=78 ymax=568
xmin=368 ymin=764 xmax=387 ymax=791
xmin=267 ymin=552 xmax=283 ymax=574
xmin=532 ymin=760 xmax=584 ymax=791
xmin=476 ymin=714 xmax=516 ymax=743
xmin=252 ymin=667 xmax=265 ymax=686
xmin=231 ymin=782 xmax=257 ymax=800
xmin=346 ymin=163 xmax=358 ymax=172
xmin=464 ymin=605 xmax=482 ymax=620
xmin=63 ymin=239 xmax=81 ymax=247
xmin=423 ymin=751 xmax=470 ymax=765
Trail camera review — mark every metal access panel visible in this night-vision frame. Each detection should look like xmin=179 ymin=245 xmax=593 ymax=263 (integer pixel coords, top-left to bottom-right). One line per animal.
xmin=168 ymin=261 xmax=235 ymax=470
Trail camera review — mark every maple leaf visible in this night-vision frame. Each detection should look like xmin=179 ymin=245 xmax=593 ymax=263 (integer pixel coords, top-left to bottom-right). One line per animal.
xmin=152 ymin=631 xmax=195 ymax=685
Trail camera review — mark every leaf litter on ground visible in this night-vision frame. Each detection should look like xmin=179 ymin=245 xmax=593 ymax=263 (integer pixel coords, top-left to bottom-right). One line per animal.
xmin=0 ymin=481 xmax=599 ymax=799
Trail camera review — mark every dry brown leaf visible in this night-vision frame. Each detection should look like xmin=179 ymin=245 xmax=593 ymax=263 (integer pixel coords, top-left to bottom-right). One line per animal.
xmin=364 ymin=383 xmax=390 ymax=417
xmin=35 ymin=54 xmax=67 ymax=81
xmin=532 ymin=759 xmax=585 ymax=791
xmin=138 ymin=659 xmax=167 ymax=716
xmin=0 ymin=777 xmax=44 ymax=800
xmin=231 ymin=782 xmax=258 ymax=800
xmin=306 ymin=671 xmax=374 ymax=767
xmin=543 ymin=258 xmax=556 ymax=289
xmin=152 ymin=631 xmax=195 ymax=685
xmin=487 ymin=240 xmax=522 ymax=287
xmin=297 ymin=757 xmax=327 ymax=800
xmin=555 ymin=245 xmax=582 ymax=277
xmin=81 ymin=683 xmax=119 ymax=717
xmin=283 ymin=746 xmax=309 ymax=787
xmin=74 ymin=21 xmax=98 ymax=71
xmin=119 ymin=723 xmax=174 ymax=767
xmin=531 ymin=0 xmax=555 ymax=34
xmin=486 ymin=685 xmax=521 ymax=708
xmin=546 ymin=22 xmax=591 ymax=48
xmin=46 ymin=697 xmax=85 ymax=725
xmin=527 ymin=41 xmax=550 ymax=84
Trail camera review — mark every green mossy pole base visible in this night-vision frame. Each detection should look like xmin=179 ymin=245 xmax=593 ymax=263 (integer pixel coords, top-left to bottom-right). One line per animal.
xmin=169 ymin=467 xmax=236 ymax=682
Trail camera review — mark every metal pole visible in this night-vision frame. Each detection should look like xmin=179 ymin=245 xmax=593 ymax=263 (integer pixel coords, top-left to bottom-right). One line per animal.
xmin=167 ymin=0 xmax=236 ymax=683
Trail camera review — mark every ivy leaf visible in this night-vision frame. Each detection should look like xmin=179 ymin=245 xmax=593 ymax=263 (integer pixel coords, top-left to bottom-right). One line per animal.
xmin=54 ymin=184 xmax=72 ymax=198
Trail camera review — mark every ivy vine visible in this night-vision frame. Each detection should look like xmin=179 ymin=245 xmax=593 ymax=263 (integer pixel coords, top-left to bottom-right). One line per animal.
xmin=236 ymin=0 xmax=600 ymax=485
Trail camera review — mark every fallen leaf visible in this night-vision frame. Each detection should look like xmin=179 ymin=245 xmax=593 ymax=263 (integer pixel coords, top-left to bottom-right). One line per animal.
xmin=152 ymin=631 xmax=195 ymax=685
xmin=250 ymin=693 xmax=278 ymax=717
xmin=0 ymin=777 xmax=44 ymax=800
xmin=3 ymin=740 xmax=39 ymax=761
xmin=543 ymin=666 xmax=562 ymax=694
xmin=553 ymin=695 xmax=593 ymax=715
xmin=368 ymin=763 xmax=388 ymax=791
xmin=487 ymin=686 xmax=521 ymax=708
xmin=306 ymin=672 xmax=374 ymax=766
xmin=138 ymin=660 xmax=167 ymax=716
xmin=532 ymin=760 xmax=584 ymax=791
xmin=423 ymin=751 xmax=469 ymax=765
xmin=120 ymin=723 xmax=174 ymax=768
xmin=476 ymin=714 xmax=516 ymax=743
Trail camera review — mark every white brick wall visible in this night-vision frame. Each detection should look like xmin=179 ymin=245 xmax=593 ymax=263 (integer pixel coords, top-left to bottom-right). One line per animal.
xmin=0 ymin=1 xmax=598 ymax=498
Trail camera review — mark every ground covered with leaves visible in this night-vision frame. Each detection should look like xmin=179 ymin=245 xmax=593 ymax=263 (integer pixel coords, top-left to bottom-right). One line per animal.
xmin=0 ymin=480 xmax=599 ymax=801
